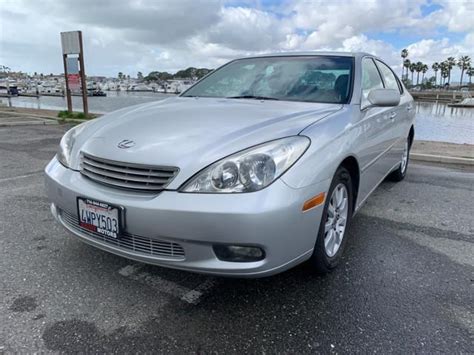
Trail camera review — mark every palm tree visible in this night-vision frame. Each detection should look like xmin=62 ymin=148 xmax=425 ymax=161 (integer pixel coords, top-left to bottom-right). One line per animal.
xmin=438 ymin=62 xmax=444 ymax=85
xmin=432 ymin=62 xmax=440 ymax=87
xmin=421 ymin=64 xmax=428 ymax=84
xmin=409 ymin=63 xmax=416 ymax=85
xmin=440 ymin=62 xmax=446 ymax=85
xmin=401 ymin=49 xmax=408 ymax=78
xmin=415 ymin=61 xmax=423 ymax=85
xmin=466 ymin=66 xmax=474 ymax=85
xmin=440 ymin=62 xmax=449 ymax=86
xmin=445 ymin=57 xmax=456 ymax=85
xmin=457 ymin=56 xmax=471 ymax=86
xmin=403 ymin=59 xmax=411 ymax=81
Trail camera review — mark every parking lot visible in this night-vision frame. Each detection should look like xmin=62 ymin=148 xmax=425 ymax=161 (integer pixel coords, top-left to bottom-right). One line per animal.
xmin=1 ymin=122 xmax=473 ymax=353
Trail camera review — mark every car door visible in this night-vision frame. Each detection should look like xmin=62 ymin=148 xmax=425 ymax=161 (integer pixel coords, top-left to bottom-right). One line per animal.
xmin=356 ymin=57 xmax=395 ymax=206
xmin=374 ymin=59 xmax=410 ymax=170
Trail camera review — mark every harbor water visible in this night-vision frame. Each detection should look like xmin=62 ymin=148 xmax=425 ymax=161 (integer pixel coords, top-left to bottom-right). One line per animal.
xmin=2 ymin=92 xmax=473 ymax=145
xmin=3 ymin=91 xmax=173 ymax=114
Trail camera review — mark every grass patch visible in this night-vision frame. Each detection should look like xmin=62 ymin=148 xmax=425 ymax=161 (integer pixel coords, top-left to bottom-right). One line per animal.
xmin=57 ymin=110 xmax=95 ymax=120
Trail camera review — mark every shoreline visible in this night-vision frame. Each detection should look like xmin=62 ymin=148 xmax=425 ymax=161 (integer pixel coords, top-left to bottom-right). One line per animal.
xmin=0 ymin=106 xmax=102 ymax=119
xmin=0 ymin=91 xmax=180 ymax=99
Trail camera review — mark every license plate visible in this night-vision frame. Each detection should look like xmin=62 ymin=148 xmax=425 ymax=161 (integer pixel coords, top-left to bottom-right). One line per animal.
xmin=77 ymin=198 xmax=121 ymax=238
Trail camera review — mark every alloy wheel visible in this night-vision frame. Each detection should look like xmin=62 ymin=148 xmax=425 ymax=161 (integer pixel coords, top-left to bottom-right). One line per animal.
xmin=401 ymin=140 xmax=409 ymax=174
xmin=324 ymin=183 xmax=349 ymax=257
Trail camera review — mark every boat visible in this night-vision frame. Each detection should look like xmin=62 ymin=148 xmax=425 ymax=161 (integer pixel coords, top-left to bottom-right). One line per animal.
xmin=448 ymin=97 xmax=474 ymax=107
xmin=127 ymin=83 xmax=154 ymax=92
xmin=87 ymin=89 xmax=107 ymax=97
xmin=92 ymin=90 xmax=107 ymax=97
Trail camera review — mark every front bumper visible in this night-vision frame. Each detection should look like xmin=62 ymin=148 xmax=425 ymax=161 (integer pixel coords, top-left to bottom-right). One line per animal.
xmin=45 ymin=157 xmax=329 ymax=277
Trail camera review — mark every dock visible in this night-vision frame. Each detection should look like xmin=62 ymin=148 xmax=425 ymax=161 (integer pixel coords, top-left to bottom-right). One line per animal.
xmin=410 ymin=90 xmax=473 ymax=104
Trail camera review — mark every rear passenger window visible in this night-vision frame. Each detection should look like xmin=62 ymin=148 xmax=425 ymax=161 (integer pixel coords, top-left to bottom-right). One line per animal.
xmin=376 ymin=60 xmax=402 ymax=93
xmin=361 ymin=58 xmax=384 ymax=107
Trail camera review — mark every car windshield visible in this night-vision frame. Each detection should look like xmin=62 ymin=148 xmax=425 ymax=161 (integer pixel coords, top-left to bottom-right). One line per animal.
xmin=182 ymin=56 xmax=354 ymax=104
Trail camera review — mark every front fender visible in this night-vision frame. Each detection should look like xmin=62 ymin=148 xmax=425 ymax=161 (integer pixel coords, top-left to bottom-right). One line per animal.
xmin=281 ymin=106 xmax=361 ymax=189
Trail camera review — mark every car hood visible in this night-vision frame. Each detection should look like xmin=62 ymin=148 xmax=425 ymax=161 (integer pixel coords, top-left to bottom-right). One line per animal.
xmin=73 ymin=97 xmax=341 ymax=188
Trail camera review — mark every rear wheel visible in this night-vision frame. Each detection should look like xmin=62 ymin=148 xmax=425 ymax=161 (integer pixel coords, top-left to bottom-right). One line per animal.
xmin=388 ymin=135 xmax=411 ymax=182
xmin=310 ymin=166 xmax=353 ymax=273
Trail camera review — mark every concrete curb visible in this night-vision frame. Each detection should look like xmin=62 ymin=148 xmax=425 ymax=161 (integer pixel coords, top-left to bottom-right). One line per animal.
xmin=411 ymin=153 xmax=474 ymax=166
xmin=0 ymin=111 xmax=89 ymax=124
xmin=0 ymin=120 xmax=58 ymax=127
xmin=0 ymin=110 xmax=58 ymax=120
xmin=0 ymin=110 xmax=99 ymax=122
xmin=59 ymin=118 xmax=90 ymax=124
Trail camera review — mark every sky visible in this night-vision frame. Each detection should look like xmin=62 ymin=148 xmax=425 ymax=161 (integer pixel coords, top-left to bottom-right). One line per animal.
xmin=0 ymin=0 xmax=473 ymax=79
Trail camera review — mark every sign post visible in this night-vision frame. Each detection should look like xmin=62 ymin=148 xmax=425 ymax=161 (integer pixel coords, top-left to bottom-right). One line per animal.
xmin=60 ymin=31 xmax=88 ymax=115
xmin=78 ymin=31 xmax=88 ymax=115
xmin=62 ymin=54 xmax=73 ymax=113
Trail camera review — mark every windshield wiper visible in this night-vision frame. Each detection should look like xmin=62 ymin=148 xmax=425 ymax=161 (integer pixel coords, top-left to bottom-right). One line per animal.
xmin=226 ymin=95 xmax=280 ymax=101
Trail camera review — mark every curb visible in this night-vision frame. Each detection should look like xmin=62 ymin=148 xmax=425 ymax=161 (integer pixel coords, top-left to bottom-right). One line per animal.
xmin=411 ymin=153 xmax=474 ymax=166
xmin=0 ymin=110 xmax=58 ymax=120
xmin=0 ymin=111 xmax=91 ymax=125
xmin=59 ymin=118 xmax=90 ymax=124
xmin=0 ymin=110 xmax=100 ymax=122
xmin=0 ymin=120 xmax=58 ymax=127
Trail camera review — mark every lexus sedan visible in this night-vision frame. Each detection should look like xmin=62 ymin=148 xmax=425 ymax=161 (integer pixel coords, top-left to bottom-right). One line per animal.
xmin=45 ymin=52 xmax=415 ymax=277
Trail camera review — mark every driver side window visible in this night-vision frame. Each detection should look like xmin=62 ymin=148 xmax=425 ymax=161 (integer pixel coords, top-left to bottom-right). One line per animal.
xmin=361 ymin=58 xmax=384 ymax=108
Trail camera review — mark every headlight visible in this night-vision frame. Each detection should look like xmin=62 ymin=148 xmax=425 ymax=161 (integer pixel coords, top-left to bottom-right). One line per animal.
xmin=181 ymin=136 xmax=310 ymax=193
xmin=57 ymin=123 xmax=86 ymax=168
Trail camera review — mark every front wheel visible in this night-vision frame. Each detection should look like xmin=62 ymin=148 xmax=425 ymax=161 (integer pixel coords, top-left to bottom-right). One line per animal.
xmin=309 ymin=166 xmax=353 ymax=273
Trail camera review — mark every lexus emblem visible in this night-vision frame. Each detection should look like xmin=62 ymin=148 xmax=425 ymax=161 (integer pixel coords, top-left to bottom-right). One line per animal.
xmin=117 ymin=139 xmax=136 ymax=149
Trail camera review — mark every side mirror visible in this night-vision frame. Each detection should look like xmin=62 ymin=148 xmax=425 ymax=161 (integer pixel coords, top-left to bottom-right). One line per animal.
xmin=367 ymin=88 xmax=400 ymax=107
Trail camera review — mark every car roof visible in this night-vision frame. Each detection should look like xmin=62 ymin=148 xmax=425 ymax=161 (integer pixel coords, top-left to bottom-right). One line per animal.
xmin=240 ymin=51 xmax=374 ymax=60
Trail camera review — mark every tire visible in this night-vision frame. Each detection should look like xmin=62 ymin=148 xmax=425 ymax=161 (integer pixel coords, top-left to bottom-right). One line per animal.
xmin=388 ymin=135 xmax=411 ymax=182
xmin=310 ymin=166 xmax=353 ymax=274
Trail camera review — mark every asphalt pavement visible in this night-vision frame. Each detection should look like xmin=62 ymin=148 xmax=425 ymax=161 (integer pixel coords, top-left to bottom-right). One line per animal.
xmin=1 ymin=123 xmax=473 ymax=353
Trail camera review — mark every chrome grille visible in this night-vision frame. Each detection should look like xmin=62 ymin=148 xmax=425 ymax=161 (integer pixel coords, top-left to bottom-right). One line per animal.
xmin=59 ymin=209 xmax=185 ymax=259
xmin=80 ymin=153 xmax=178 ymax=192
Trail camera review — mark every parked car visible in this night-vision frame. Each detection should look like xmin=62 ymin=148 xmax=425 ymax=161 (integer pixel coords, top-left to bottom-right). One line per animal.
xmin=45 ymin=52 xmax=415 ymax=277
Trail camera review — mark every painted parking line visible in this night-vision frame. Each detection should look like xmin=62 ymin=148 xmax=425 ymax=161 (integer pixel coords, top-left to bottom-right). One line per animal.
xmin=118 ymin=264 xmax=190 ymax=298
xmin=118 ymin=264 xmax=218 ymax=305
xmin=0 ymin=171 xmax=44 ymax=183
xmin=118 ymin=264 xmax=144 ymax=277
xmin=181 ymin=278 xmax=218 ymax=305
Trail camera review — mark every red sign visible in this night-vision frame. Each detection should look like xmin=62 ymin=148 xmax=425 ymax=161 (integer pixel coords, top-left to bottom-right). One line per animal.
xmin=68 ymin=73 xmax=81 ymax=92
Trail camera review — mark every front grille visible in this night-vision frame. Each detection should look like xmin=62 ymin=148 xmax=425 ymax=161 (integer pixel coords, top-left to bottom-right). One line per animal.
xmin=80 ymin=153 xmax=178 ymax=192
xmin=59 ymin=209 xmax=185 ymax=259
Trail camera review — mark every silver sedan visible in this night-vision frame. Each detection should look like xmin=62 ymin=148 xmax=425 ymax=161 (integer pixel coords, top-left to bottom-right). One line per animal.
xmin=45 ymin=52 xmax=415 ymax=277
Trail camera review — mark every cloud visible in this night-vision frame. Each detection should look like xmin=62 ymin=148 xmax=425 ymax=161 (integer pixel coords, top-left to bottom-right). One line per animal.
xmin=426 ymin=0 xmax=474 ymax=32
xmin=205 ymin=7 xmax=286 ymax=51
xmin=0 ymin=0 xmax=473 ymax=77
xmin=407 ymin=34 xmax=473 ymax=65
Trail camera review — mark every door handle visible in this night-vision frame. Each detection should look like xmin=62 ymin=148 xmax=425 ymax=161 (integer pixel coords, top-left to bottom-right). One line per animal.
xmin=389 ymin=112 xmax=397 ymax=119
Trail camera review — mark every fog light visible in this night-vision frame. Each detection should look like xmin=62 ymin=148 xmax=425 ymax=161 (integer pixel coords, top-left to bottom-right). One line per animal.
xmin=213 ymin=245 xmax=265 ymax=262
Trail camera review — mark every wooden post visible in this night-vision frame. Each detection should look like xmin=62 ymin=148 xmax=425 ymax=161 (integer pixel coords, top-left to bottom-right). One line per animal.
xmin=78 ymin=31 xmax=89 ymax=116
xmin=62 ymin=54 xmax=73 ymax=113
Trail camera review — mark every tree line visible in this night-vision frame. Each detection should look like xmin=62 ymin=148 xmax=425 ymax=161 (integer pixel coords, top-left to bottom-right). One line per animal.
xmin=117 ymin=67 xmax=213 ymax=82
xmin=400 ymin=49 xmax=472 ymax=88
